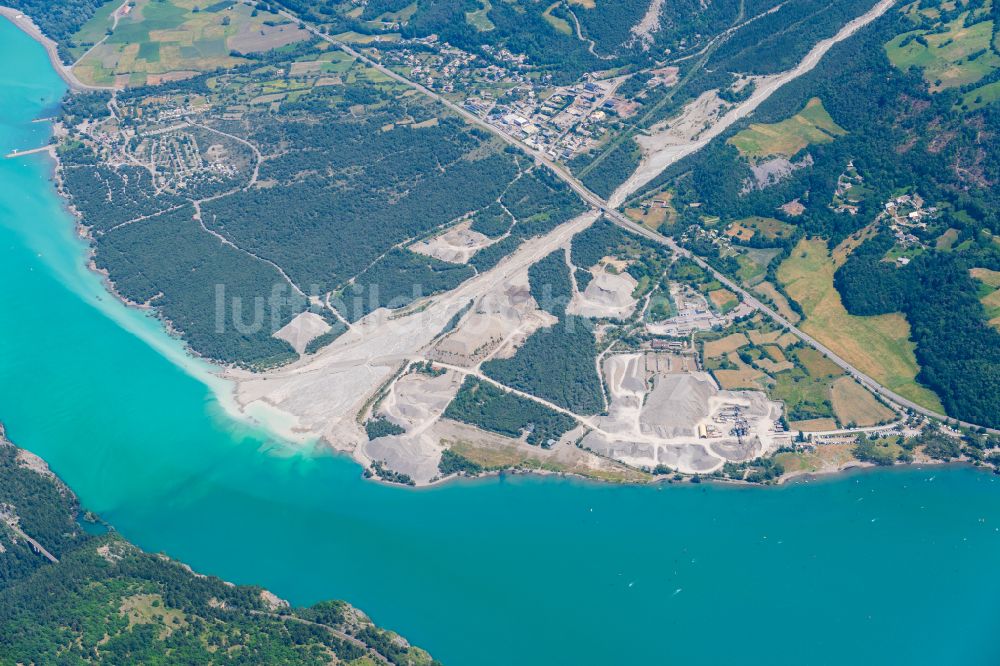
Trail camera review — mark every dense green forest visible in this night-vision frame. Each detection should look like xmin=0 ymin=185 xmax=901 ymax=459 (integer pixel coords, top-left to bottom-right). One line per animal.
xmin=707 ymin=0 xmax=884 ymax=74
xmin=365 ymin=415 xmax=406 ymax=439
xmin=469 ymin=203 xmax=514 ymax=239
xmin=95 ymin=206 xmax=302 ymax=367
xmin=631 ymin=1 xmax=1000 ymax=426
xmin=570 ymin=139 xmax=641 ymax=200
xmin=481 ymin=314 xmax=603 ymax=415
xmin=836 ymin=231 xmax=1000 ymax=427
xmin=0 ymin=429 xmax=437 ymax=665
xmin=469 ymin=168 xmax=587 ymax=272
xmin=443 ymin=377 xmax=577 ymax=446
xmin=206 ymin=112 xmax=517 ymax=293
xmin=528 ymin=249 xmax=573 ymax=316
xmin=570 ymin=216 xmax=632 ymax=269
xmin=0 ymin=430 xmax=88 ymax=584
xmin=345 ymin=249 xmax=475 ymax=321
xmin=437 ymin=449 xmax=483 ymax=475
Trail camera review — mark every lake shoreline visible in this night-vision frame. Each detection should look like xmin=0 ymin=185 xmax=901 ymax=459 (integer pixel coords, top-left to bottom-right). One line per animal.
xmin=10 ymin=5 xmax=987 ymax=494
xmin=0 ymin=8 xmax=111 ymax=92
xmin=34 ymin=100 xmax=983 ymax=493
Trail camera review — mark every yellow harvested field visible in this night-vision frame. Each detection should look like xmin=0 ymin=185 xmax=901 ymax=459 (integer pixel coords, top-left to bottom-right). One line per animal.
xmin=831 ymin=376 xmax=895 ymax=427
xmin=777 ymin=238 xmax=944 ymax=412
xmin=703 ymin=333 xmax=748 ymax=358
xmin=777 ymin=332 xmax=799 ymax=348
xmin=708 ymin=288 xmax=738 ymax=311
xmin=447 ymin=438 xmax=524 ymax=469
xmin=568 ymin=0 xmax=596 ymax=7
xmin=971 ymin=267 xmax=1000 ymax=288
xmin=762 ymin=345 xmax=786 ymax=363
xmin=728 ymin=98 xmax=847 ymax=159
xmin=726 ymin=223 xmax=754 ymax=241
xmin=755 ymin=281 xmax=801 ymax=324
xmin=714 ymin=368 xmax=763 ymax=390
xmin=774 ymin=443 xmax=856 ymax=477
xmin=791 ymin=418 xmax=839 ymax=432
xmin=747 ymin=329 xmax=781 ymax=345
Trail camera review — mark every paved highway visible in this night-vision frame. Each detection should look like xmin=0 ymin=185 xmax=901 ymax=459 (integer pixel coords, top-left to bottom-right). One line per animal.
xmin=285 ymin=9 xmax=996 ymax=435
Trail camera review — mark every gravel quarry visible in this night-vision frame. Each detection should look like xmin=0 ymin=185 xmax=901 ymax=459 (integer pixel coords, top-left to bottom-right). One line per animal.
xmin=584 ymin=353 xmax=785 ymax=474
xmin=568 ymin=268 xmax=639 ymax=319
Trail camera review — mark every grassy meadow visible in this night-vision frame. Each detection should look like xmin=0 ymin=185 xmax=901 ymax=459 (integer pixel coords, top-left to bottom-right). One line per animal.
xmin=776 ymin=237 xmax=944 ymax=412
xmin=885 ymin=9 xmax=1000 ymax=92
xmin=700 ymin=315 xmax=895 ymax=428
xmin=73 ymin=0 xmax=309 ymax=87
xmin=728 ymin=97 xmax=847 ymax=159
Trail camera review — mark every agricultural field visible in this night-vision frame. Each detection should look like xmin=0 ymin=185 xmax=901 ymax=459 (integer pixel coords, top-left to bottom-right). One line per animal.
xmin=465 ymin=0 xmax=495 ymax=31
xmin=728 ymin=97 xmax=847 ymax=160
xmin=885 ymin=8 xmax=1000 ymax=91
xmin=935 ymin=227 xmax=960 ymax=250
xmin=542 ymin=2 xmax=572 ymax=35
xmin=708 ymin=288 xmax=739 ymax=313
xmin=971 ymin=267 xmax=1000 ymax=329
xmin=703 ymin=333 xmax=748 ymax=359
xmin=625 ymin=190 xmax=676 ymax=232
xmin=776 ymin=238 xmax=944 ymax=412
xmin=790 ymin=418 xmax=839 ymax=432
xmin=734 ymin=247 xmax=783 ymax=285
xmin=66 ymin=0 xmax=125 ymax=61
xmin=72 ymin=0 xmax=309 ymax=87
xmin=726 ymin=216 xmax=796 ymax=242
xmin=830 ymin=376 xmax=896 ymax=427
xmin=701 ymin=317 xmax=896 ymax=429
xmin=754 ymin=281 xmax=801 ymax=323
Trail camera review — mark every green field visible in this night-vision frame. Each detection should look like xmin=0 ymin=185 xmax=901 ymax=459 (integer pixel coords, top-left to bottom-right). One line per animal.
xmin=73 ymin=0 xmax=308 ymax=86
xmin=466 ymin=0 xmax=496 ymax=31
xmin=971 ymin=267 xmax=1000 ymax=328
xmin=777 ymin=238 xmax=944 ymax=412
xmin=885 ymin=12 xmax=1000 ymax=91
xmin=960 ymin=80 xmax=1000 ymax=110
xmin=699 ymin=318 xmax=891 ymax=426
xmin=728 ymin=98 xmax=847 ymax=159
xmin=67 ymin=0 xmax=122 ymax=61
xmin=542 ymin=2 xmax=573 ymax=35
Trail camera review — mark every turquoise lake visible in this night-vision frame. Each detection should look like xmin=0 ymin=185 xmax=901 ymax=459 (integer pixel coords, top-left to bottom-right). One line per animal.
xmin=2 ymin=18 xmax=1000 ymax=665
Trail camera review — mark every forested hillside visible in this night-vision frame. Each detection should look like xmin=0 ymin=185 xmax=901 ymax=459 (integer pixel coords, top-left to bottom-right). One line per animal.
xmin=631 ymin=0 xmax=1000 ymax=427
xmin=0 ymin=427 xmax=438 ymax=665
xmin=273 ymin=0 xmax=752 ymax=83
